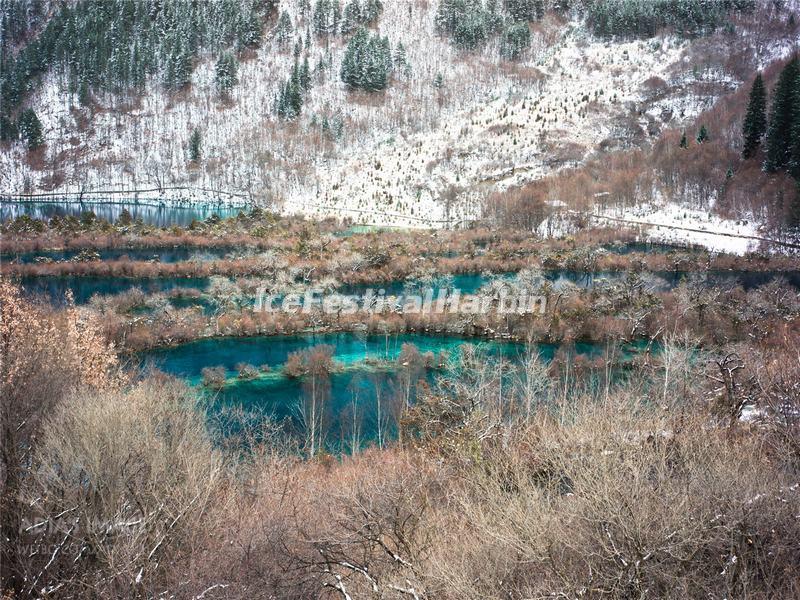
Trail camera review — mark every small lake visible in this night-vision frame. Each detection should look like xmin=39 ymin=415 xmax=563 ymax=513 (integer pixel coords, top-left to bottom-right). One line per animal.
xmin=14 ymin=269 xmax=800 ymax=307
xmin=18 ymin=275 xmax=211 ymax=305
xmin=141 ymin=333 xmax=637 ymax=451
xmin=0 ymin=200 xmax=244 ymax=227
xmin=2 ymin=245 xmax=257 ymax=264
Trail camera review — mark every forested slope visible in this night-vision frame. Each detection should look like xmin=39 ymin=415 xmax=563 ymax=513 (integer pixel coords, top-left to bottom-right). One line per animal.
xmin=0 ymin=0 xmax=797 ymax=229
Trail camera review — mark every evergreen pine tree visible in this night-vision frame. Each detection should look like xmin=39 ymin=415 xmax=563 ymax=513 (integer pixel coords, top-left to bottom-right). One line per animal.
xmin=500 ymin=22 xmax=531 ymax=60
xmin=341 ymin=27 xmax=367 ymax=88
xmin=215 ymin=51 xmax=239 ymax=97
xmin=276 ymin=11 xmax=293 ymax=46
xmin=394 ymin=41 xmax=407 ymax=68
xmin=300 ymin=56 xmax=312 ymax=91
xmin=341 ymin=28 xmax=390 ymax=91
xmin=342 ymin=0 xmax=362 ymax=35
xmin=696 ymin=124 xmax=708 ymax=143
xmin=313 ymin=0 xmax=333 ymax=36
xmin=0 ymin=114 xmax=18 ymax=142
xmin=363 ymin=0 xmax=383 ymax=23
xmin=237 ymin=5 xmax=263 ymax=49
xmin=290 ymin=61 xmax=303 ymax=113
xmin=742 ymin=72 xmax=767 ymax=159
xmin=505 ymin=0 xmax=544 ymax=22
xmin=332 ymin=0 xmax=342 ymax=35
xmin=189 ymin=128 xmax=202 ymax=161
xmin=680 ymin=131 xmax=688 ymax=148
xmin=765 ymin=56 xmax=800 ymax=172
xmin=18 ymin=108 xmax=43 ymax=150
xmin=117 ymin=208 xmax=133 ymax=226
xmin=789 ymin=74 xmax=800 ymax=180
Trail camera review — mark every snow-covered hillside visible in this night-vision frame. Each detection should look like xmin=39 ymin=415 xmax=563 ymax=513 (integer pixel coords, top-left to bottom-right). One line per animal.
xmin=1 ymin=0 xmax=798 ymax=229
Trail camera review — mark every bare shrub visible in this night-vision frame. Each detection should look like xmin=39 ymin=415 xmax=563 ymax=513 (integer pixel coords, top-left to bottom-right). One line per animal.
xmin=0 ymin=280 xmax=120 ymax=592
xmin=22 ymin=379 xmax=223 ymax=597
xmin=425 ymin=397 xmax=800 ymax=599
xmin=201 ymin=366 xmax=227 ymax=389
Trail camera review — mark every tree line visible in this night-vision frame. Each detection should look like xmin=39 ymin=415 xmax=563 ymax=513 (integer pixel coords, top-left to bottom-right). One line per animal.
xmin=434 ymin=0 xmax=756 ymax=57
xmin=0 ymin=0 xmax=275 ymax=143
xmin=742 ymin=56 xmax=800 ymax=184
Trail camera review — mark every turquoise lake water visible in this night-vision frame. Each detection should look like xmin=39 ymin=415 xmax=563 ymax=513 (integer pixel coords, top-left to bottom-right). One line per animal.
xmin=1 ymin=245 xmax=254 ymax=264
xmin=0 ymin=200 xmax=243 ymax=227
xmin=14 ymin=269 xmax=800 ymax=307
xmin=141 ymin=333 xmax=646 ymax=451
xmin=18 ymin=275 xmax=211 ymax=304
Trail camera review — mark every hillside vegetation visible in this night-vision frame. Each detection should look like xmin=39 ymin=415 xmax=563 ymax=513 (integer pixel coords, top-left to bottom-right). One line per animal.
xmin=2 ymin=0 xmax=797 ymax=234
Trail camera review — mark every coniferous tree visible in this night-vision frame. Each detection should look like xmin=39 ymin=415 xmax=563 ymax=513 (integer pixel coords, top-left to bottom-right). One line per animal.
xmin=189 ymin=128 xmax=202 ymax=161
xmin=0 ymin=0 xmax=271 ymax=111
xmin=500 ymin=22 xmax=531 ymax=60
xmin=764 ymin=56 xmax=799 ymax=172
xmin=341 ymin=27 xmax=366 ymax=87
xmin=341 ymin=27 xmax=391 ymax=91
xmin=742 ymin=72 xmax=767 ymax=159
xmin=696 ymin=124 xmax=709 ymax=143
xmin=791 ymin=183 xmax=800 ymax=227
xmin=117 ymin=208 xmax=133 ymax=226
xmin=363 ymin=0 xmax=383 ymax=23
xmin=436 ymin=0 xmax=502 ymax=50
xmin=340 ymin=0 xmax=382 ymax=35
xmin=313 ymin=0 xmax=334 ymax=35
xmin=587 ymin=0 xmax=756 ymax=38
xmin=791 ymin=116 xmax=800 ymax=180
xmin=0 ymin=114 xmax=18 ymax=142
xmin=18 ymin=108 xmax=43 ymax=150
xmin=504 ymin=0 xmax=544 ymax=21
xmin=679 ymin=131 xmax=688 ymax=148
xmin=454 ymin=8 xmax=489 ymax=49
xmin=276 ymin=11 xmax=293 ymax=46
xmin=275 ymin=59 xmax=309 ymax=119
xmin=236 ymin=4 xmax=264 ymax=49
xmin=332 ymin=0 xmax=342 ymax=34
xmin=300 ymin=56 xmax=312 ymax=91
xmin=789 ymin=75 xmax=800 ymax=180
xmin=341 ymin=0 xmax=362 ymax=34
xmin=215 ymin=51 xmax=239 ymax=97
xmin=394 ymin=41 xmax=407 ymax=68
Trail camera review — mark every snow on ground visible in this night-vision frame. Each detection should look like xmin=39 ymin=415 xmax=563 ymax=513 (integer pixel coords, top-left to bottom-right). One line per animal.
xmin=0 ymin=1 xmax=797 ymax=228
xmin=594 ymin=203 xmax=762 ymax=254
xmin=283 ymin=24 xmax=699 ymax=226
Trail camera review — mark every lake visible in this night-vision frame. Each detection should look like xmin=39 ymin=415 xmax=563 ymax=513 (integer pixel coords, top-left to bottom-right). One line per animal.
xmin=141 ymin=333 xmax=637 ymax=451
xmin=0 ymin=199 xmax=244 ymax=227
xmin=14 ymin=269 xmax=800 ymax=307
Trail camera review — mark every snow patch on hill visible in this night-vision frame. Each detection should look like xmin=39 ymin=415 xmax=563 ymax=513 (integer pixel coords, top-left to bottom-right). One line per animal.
xmin=0 ymin=1 xmax=795 ymax=228
xmin=594 ymin=203 xmax=762 ymax=254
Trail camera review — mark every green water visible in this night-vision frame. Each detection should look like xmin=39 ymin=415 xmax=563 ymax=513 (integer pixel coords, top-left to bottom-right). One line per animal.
xmin=141 ymin=333 xmax=638 ymax=451
xmin=0 ymin=200 xmax=243 ymax=227
xmin=2 ymin=245 xmax=254 ymax=264
xmin=17 ymin=269 xmax=800 ymax=307
xmin=19 ymin=275 xmax=210 ymax=304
